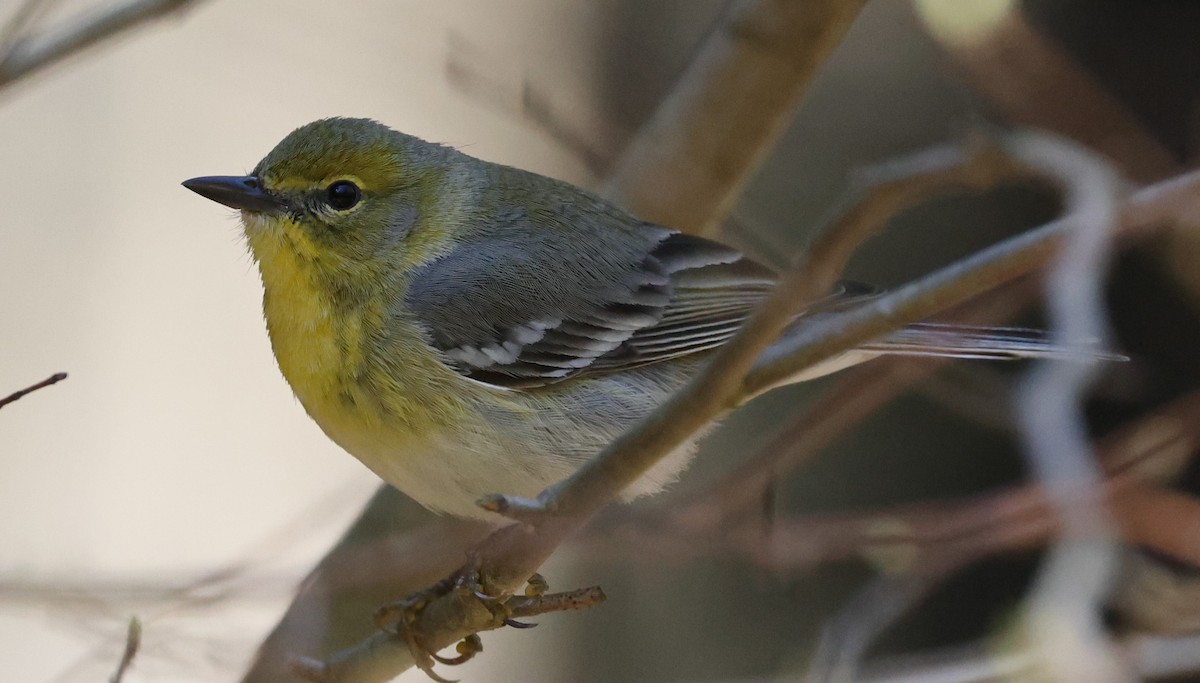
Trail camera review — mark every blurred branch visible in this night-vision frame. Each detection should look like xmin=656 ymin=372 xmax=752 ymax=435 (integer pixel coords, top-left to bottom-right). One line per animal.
xmin=602 ymin=0 xmax=868 ymax=235
xmin=443 ymin=32 xmax=622 ymax=177
xmin=241 ymin=491 xmax=493 ymax=682
xmin=0 ymin=371 xmax=66 ymax=410
xmin=0 ymin=0 xmax=58 ymax=54
xmin=806 ymin=567 xmax=954 ymax=683
xmin=917 ymin=1 xmax=1179 ymax=184
xmin=675 ymin=279 xmax=1042 ymax=529
xmin=856 ymin=633 xmax=1200 ymax=683
xmin=0 ymin=0 xmax=206 ymax=91
xmin=107 ymin=617 xmax=141 ymax=683
xmin=757 ymin=390 xmax=1200 ymax=574
xmin=1011 ymin=86 xmax=1126 ymax=680
xmin=742 ymin=132 xmax=1116 ymax=395
xmin=592 ymin=388 xmax=1200 ymax=577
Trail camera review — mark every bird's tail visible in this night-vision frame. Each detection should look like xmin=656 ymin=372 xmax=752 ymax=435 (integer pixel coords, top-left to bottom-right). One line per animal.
xmin=863 ymin=322 xmax=1128 ymax=362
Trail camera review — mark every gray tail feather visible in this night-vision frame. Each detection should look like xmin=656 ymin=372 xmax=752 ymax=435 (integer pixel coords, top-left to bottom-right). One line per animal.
xmin=863 ymin=322 xmax=1129 ymax=362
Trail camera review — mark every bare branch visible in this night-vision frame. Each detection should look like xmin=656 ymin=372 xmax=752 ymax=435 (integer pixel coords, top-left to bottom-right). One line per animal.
xmin=602 ymin=0 xmax=868 ymax=235
xmin=918 ymin=2 xmax=1179 ymax=184
xmin=0 ymin=0 xmax=206 ymax=91
xmin=506 ymin=585 xmax=606 ymax=619
xmin=0 ymin=371 xmax=67 ymax=410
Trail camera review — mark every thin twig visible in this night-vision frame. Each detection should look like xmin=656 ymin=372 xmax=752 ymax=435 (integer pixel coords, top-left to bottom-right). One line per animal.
xmin=0 ymin=0 xmax=206 ymax=91
xmin=506 ymin=585 xmax=607 ymax=618
xmin=0 ymin=371 xmax=67 ymax=410
xmin=107 ymin=617 xmax=142 ymax=683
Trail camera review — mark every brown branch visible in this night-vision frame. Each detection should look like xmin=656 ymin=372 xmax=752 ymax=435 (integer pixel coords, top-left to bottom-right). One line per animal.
xmin=0 ymin=371 xmax=66 ymax=410
xmin=602 ymin=0 xmax=868 ymax=235
xmin=506 ymin=585 xmax=606 ymax=619
xmin=0 ymin=0 xmax=206 ymax=91
xmin=756 ymin=390 xmax=1200 ymax=574
xmin=675 ymin=280 xmax=1040 ymax=529
xmin=920 ymin=2 xmax=1179 ymax=184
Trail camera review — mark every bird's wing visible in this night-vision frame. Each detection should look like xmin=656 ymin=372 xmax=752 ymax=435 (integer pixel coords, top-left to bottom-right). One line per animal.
xmin=404 ymin=223 xmax=835 ymax=389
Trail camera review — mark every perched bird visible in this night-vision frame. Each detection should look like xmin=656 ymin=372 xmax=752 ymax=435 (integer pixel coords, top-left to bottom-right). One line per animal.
xmin=184 ymin=117 xmax=1103 ymax=519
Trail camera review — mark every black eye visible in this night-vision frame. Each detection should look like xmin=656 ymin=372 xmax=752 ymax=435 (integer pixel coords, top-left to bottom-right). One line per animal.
xmin=326 ymin=180 xmax=361 ymax=210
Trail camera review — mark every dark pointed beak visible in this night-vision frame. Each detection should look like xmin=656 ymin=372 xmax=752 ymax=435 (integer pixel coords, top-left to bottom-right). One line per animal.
xmin=182 ymin=175 xmax=287 ymax=214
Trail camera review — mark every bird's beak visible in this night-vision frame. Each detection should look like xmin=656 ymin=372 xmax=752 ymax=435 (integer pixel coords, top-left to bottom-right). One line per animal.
xmin=182 ymin=175 xmax=287 ymax=214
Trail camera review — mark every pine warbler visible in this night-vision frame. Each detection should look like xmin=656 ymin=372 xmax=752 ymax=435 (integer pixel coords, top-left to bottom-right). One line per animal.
xmin=184 ymin=117 xmax=1101 ymax=519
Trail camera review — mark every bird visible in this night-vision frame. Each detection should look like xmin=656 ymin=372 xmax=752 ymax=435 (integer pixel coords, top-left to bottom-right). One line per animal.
xmin=183 ymin=117 xmax=1113 ymax=520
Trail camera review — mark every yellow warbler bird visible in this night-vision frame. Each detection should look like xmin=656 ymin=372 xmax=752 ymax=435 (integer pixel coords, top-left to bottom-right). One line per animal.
xmin=184 ymin=117 xmax=1099 ymax=519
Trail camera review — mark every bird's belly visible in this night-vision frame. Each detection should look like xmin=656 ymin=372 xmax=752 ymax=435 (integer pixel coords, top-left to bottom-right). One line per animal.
xmin=309 ymin=360 xmax=709 ymax=519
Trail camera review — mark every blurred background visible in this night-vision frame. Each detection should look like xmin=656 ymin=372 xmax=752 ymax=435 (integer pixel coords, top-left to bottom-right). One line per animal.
xmin=3 ymin=1 xmax=1200 ymax=681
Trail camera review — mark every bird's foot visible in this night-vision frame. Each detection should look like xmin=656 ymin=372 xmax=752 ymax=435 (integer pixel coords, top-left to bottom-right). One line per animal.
xmin=374 ymin=567 xmax=604 ymax=682
xmin=373 ymin=570 xmax=479 ymax=682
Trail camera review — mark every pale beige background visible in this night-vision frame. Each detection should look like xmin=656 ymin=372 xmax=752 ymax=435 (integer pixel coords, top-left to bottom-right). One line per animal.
xmin=0 ymin=1 xmax=631 ymax=680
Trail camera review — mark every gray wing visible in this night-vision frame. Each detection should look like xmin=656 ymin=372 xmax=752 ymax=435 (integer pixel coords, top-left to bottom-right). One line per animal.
xmin=404 ymin=224 xmax=787 ymax=389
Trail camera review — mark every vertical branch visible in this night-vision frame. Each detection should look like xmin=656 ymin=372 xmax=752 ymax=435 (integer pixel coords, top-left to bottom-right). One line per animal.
xmin=1009 ymin=135 xmax=1127 ymax=678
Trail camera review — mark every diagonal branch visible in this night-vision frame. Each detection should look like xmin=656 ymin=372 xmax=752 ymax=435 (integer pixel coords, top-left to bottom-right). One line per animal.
xmin=602 ymin=0 xmax=869 ymax=235
xmin=0 ymin=371 xmax=67 ymax=410
xmin=0 ymin=0 xmax=207 ymax=91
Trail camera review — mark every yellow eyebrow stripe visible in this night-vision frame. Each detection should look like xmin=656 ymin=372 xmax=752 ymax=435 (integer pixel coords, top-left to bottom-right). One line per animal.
xmin=270 ymin=174 xmax=369 ymax=193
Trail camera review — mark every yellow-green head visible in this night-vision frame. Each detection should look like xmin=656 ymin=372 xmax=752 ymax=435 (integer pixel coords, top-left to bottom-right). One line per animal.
xmin=186 ymin=117 xmax=463 ymax=289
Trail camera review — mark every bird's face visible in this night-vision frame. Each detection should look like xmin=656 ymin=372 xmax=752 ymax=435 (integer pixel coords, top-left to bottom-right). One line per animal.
xmin=184 ymin=118 xmax=443 ymax=287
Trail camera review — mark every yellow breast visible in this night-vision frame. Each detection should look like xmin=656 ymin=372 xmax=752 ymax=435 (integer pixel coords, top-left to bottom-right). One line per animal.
xmin=247 ymin=217 xmax=470 ymax=455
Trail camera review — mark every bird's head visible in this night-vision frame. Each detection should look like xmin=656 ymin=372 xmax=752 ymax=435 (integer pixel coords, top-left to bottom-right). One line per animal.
xmin=184 ymin=117 xmax=452 ymax=289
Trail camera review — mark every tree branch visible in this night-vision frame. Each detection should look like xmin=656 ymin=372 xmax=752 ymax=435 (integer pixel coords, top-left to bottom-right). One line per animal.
xmin=0 ymin=0 xmax=206 ymax=91
xmin=602 ymin=0 xmax=868 ymax=235
xmin=0 ymin=371 xmax=67 ymax=410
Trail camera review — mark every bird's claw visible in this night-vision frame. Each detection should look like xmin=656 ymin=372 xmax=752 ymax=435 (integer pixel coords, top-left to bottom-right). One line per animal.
xmin=373 ymin=574 xmax=474 ymax=682
xmin=430 ymin=634 xmax=483 ymax=666
xmin=372 ymin=566 xmax=551 ymax=681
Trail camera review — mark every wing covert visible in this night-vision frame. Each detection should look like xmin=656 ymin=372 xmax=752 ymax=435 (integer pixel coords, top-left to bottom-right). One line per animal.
xmin=405 ymin=222 xmax=782 ymax=388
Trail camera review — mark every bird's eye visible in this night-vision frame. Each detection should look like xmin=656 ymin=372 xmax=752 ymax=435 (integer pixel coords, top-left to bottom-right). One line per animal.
xmin=325 ymin=180 xmax=361 ymax=210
